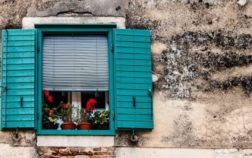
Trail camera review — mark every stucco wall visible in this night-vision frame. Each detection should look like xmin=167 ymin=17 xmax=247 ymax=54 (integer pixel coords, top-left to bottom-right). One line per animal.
xmin=117 ymin=0 xmax=252 ymax=149
xmin=0 ymin=0 xmax=252 ymax=157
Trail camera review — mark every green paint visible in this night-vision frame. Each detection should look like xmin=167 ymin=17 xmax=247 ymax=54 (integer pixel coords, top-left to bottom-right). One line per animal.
xmin=1 ymin=29 xmax=36 ymax=129
xmin=114 ymin=29 xmax=153 ymax=130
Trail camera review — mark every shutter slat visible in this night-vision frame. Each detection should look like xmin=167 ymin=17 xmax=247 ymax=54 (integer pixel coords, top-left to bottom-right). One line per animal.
xmin=116 ymin=121 xmax=153 ymax=129
xmin=117 ymin=114 xmax=152 ymax=121
xmin=114 ymin=29 xmax=153 ymax=130
xmin=3 ymin=108 xmax=35 ymax=115
xmin=1 ymin=29 xmax=36 ymax=129
xmin=2 ymin=35 xmax=35 ymax=41
xmin=5 ymin=115 xmax=35 ymax=121
xmin=117 ymin=102 xmax=151 ymax=108
xmin=3 ymin=101 xmax=35 ymax=108
xmin=3 ymin=122 xmax=35 ymax=128
xmin=2 ymin=64 xmax=35 ymax=70
xmin=3 ymin=52 xmax=34 ymax=58
xmin=2 ymin=76 xmax=34 ymax=83
xmin=2 ymin=41 xmax=35 ymax=47
xmin=2 ymin=96 xmax=35 ymax=102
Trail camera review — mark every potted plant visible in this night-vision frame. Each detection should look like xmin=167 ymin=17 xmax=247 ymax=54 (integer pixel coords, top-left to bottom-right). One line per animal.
xmin=78 ymin=98 xmax=97 ymax=130
xmin=42 ymin=104 xmax=58 ymax=129
xmin=42 ymin=90 xmax=58 ymax=129
xmin=78 ymin=109 xmax=92 ymax=130
xmin=60 ymin=102 xmax=76 ymax=130
xmin=92 ymin=111 xmax=109 ymax=130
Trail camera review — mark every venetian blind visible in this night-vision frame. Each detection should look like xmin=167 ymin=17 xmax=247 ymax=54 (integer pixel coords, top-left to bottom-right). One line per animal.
xmin=43 ymin=35 xmax=108 ymax=91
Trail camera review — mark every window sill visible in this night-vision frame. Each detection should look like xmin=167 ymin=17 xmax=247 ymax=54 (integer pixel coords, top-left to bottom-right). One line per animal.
xmin=37 ymin=135 xmax=115 ymax=147
xmin=37 ymin=129 xmax=115 ymax=136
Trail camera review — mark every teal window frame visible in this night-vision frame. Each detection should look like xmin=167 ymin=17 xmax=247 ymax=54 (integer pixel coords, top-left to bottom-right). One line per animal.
xmin=36 ymin=24 xmax=116 ymax=135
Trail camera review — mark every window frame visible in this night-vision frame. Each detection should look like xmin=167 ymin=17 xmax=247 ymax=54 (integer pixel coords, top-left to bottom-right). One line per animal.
xmin=36 ymin=24 xmax=116 ymax=135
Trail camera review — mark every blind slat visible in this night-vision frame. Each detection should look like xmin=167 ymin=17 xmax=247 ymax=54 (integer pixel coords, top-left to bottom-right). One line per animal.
xmin=43 ymin=35 xmax=108 ymax=91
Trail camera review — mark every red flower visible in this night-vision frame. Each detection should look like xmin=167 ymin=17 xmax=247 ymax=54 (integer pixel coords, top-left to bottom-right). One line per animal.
xmin=49 ymin=109 xmax=54 ymax=116
xmin=43 ymin=90 xmax=50 ymax=98
xmin=86 ymin=98 xmax=97 ymax=112
xmin=47 ymin=95 xmax=54 ymax=104
xmin=63 ymin=103 xmax=69 ymax=110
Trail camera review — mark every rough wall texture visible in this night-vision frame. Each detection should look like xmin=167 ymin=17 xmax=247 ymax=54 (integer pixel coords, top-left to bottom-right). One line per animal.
xmin=37 ymin=147 xmax=113 ymax=158
xmin=115 ymin=148 xmax=252 ymax=158
xmin=0 ymin=0 xmax=126 ymax=28
xmin=117 ymin=0 xmax=252 ymax=149
xmin=0 ymin=0 xmax=252 ymax=157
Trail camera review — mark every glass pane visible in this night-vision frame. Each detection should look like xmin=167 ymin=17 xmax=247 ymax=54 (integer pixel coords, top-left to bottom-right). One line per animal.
xmin=42 ymin=90 xmax=110 ymax=130
xmin=42 ymin=35 xmax=110 ymax=131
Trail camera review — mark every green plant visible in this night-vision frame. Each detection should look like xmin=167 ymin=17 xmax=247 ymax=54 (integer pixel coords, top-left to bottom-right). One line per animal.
xmin=80 ymin=109 xmax=91 ymax=123
xmin=42 ymin=90 xmax=59 ymax=129
xmin=60 ymin=102 xmax=73 ymax=122
xmin=43 ymin=104 xmax=58 ymax=124
xmin=92 ymin=111 xmax=109 ymax=127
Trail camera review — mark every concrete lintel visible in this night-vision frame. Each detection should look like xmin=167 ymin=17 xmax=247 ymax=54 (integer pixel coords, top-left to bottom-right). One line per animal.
xmin=22 ymin=17 xmax=126 ymax=29
xmin=37 ymin=136 xmax=114 ymax=147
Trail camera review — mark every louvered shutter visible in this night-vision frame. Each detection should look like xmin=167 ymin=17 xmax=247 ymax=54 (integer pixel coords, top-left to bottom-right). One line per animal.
xmin=114 ymin=29 xmax=153 ymax=130
xmin=1 ymin=29 xmax=36 ymax=129
xmin=43 ymin=35 xmax=108 ymax=91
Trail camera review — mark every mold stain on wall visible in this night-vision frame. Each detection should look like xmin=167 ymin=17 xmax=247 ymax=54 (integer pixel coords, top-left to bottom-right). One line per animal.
xmin=123 ymin=0 xmax=252 ymax=148
xmin=159 ymin=31 xmax=252 ymax=98
xmin=0 ymin=0 xmax=251 ymax=151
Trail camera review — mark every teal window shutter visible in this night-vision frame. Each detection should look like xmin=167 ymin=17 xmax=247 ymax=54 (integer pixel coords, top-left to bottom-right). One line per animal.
xmin=113 ymin=29 xmax=153 ymax=130
xmin=1 ymin=29 xmax=37 ymax=129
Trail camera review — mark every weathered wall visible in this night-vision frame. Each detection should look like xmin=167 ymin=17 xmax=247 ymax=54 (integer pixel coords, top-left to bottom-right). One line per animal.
xmin=115 ymin=0 xmax=252 ymax=149
xmin=0 ymin=0 xmax=127 ymax=28
xmin=0 ymin=0 xmax=252 ymax=157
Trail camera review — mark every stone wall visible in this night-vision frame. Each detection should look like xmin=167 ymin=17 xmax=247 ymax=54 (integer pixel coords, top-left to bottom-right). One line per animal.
xmin=37 ymin=147 xmax=113 ymax=158
xmin=0 ymin=0 xmax=252 ymax=157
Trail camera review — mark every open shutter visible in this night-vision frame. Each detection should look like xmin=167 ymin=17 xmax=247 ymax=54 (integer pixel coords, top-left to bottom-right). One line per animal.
xmin=1 ymin=29 xmax=36 ymax=129
xmin=114 ymin=29 xmax=153 ymax=130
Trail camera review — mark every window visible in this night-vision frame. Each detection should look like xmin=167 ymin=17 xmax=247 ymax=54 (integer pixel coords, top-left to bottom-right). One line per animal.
xmin=1 ymin=25 xmax=153 ymax=135
xmin=42 ymin=35 xmax=110 ymax=131
xmin=37 ymin=26 xmax=115 ymax=135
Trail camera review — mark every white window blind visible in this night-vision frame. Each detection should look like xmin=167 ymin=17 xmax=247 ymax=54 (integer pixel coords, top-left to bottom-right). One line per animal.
xmin=43 ymin=35 xmax=108 ymax=91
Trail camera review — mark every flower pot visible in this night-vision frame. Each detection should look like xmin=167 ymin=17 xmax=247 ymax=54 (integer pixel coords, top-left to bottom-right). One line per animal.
xmin=78 ymin=122 xmax=92 ymax=130
xmin=61 ymin=121 xmax=76 ymax=130
xmin=92 ymin=123 xmax=109 ymax=130
xmin=43 ymin=122 xmax=58 ymax=129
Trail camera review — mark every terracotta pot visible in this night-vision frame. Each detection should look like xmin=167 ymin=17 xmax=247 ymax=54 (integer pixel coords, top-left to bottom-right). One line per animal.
xmin=61 ymin=122 xmax=76 ymax=130
xmin=92 ymin=123 xmax=109 ymax=130
xmin=78 ymin=122 xmax=91 ymax=130
xmin=42 ymin=122 xmax=58 ymax=129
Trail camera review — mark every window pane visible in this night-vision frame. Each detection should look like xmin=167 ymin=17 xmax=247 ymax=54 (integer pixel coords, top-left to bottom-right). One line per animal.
xmin=42 ymin=35 xmax=110 ymax=131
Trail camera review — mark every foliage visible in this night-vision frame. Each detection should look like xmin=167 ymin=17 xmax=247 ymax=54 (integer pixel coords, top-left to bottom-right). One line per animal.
xmin=60 ymin=102 xmax=73 ymax=122
xmin=42 ymin=103 xmax=58 ymax=125
xmin=79 ymin=109 xmax=92 ymax=123
xmin=92 ymin=110 xmax=109 ymax=126
xmin=42 ymin=90 xmax=59 ymax=125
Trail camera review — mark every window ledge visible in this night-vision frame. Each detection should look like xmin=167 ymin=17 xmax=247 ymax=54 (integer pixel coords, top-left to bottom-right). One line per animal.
xmin=22 ymin=17 xmax=126 ymax=29
xmin=37 ymin=135 xmax=114 ymax=147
